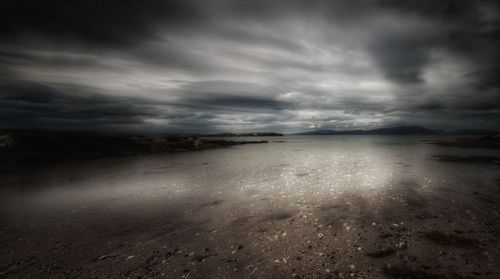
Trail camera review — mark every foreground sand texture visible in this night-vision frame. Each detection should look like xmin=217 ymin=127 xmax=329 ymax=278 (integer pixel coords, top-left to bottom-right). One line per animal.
xmin=1 ymin=136 xmax=500 ymax=278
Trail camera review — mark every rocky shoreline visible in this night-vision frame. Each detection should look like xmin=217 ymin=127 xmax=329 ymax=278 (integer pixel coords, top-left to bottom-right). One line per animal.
xmin=0 ymin=130 xmax=267 ymax=166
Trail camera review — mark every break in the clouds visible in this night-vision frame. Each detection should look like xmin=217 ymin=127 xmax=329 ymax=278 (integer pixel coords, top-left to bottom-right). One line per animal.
xmin=1 ymin=0 xmax=499 ymax=133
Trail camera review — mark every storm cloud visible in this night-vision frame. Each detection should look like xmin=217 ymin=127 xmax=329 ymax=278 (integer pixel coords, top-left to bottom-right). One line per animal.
xmin=1 ymin=0 xmax=499 ymax=132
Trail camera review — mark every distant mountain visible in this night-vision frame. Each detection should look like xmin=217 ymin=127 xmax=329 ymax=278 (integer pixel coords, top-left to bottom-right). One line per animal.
xmin=296 ymin=126 xmax=438 ymax=135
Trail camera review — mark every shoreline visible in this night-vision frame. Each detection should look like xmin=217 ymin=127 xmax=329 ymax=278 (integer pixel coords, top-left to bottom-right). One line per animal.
xmin=0 ymin=130 xmax=267 ymax=168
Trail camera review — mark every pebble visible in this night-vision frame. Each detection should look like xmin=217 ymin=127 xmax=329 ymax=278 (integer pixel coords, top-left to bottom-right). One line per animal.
xmin=398 ymin=242 xmax=407 ymax=249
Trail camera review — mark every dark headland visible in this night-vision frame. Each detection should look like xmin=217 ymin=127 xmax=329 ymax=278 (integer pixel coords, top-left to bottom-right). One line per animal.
xmin=0 ymin=130 xmax=268 ymax=166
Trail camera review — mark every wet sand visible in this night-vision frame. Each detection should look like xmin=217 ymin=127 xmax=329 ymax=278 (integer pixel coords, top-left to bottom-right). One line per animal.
xmin=1 ymin=136 xmax=500 ymax=278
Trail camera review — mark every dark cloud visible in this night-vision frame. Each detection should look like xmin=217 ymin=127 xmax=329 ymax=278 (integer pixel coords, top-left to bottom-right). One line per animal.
xmin=0 ymin=80 xmax=294 ymax=132
xmin=467 ymin=65 xmax=500 ymax=90
xmin=0 ymin=0 xmax=499 ymax=132
xmin=0 ymin=0 xmax=204 ymax=46
xmin=181 ymin=94 xmax=290 ymax=112
xmin=368 ymin=37 xmax=433 ymax=84
xmin=413 ymin=100 xmax=445 ymax=111
xmin=0 ymin=82 xmax=158 ymax=130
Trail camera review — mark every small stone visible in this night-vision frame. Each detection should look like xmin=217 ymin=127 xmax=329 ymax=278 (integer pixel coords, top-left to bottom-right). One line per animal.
xmin=97 ymin=254 xmax=117 ymax=261
xmin=398 ymin=242 xmax=407 ymax=249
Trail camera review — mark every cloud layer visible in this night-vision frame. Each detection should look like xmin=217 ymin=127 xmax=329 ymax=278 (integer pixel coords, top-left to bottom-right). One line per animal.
xmin=1 ymin=0 xmax=499 ymax=132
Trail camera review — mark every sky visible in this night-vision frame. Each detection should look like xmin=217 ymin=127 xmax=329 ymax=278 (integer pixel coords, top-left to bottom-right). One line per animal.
xmin=1 ymin=0 xmax=499 ymax=133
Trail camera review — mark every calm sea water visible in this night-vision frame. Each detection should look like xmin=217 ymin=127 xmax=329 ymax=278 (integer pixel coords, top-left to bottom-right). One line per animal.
xmin=1 ymin=135 xmax=499 ymax=227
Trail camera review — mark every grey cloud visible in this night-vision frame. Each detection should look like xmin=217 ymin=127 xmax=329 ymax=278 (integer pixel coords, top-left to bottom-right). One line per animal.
xmin=368 ymin=36 xmax=434 ymax=84
xmin=0 ymin=82 xmax=163 ymax=131
xmin=0 ymin=0 xmax=499 ymax=132
xmin=181 ymin=94 xmax=290 ymax=111
xmin=0 ymin=0 xmax=205 ymax=46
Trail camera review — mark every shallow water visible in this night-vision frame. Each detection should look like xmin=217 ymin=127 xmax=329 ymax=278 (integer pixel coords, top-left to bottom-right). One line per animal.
xmin=2 ymin=136 xmax=498 ymax=219
xmin=1 ymin=136 xmax=500 ymax=278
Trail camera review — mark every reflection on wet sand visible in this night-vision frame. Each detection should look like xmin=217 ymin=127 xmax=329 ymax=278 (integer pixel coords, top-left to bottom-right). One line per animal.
xmin=1 ymin=136 xmax=500 ymax=278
